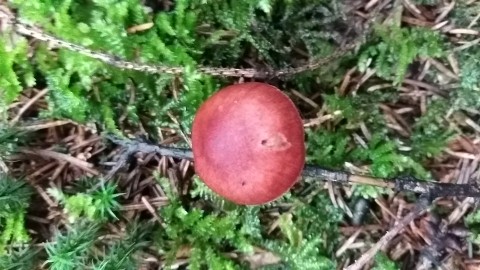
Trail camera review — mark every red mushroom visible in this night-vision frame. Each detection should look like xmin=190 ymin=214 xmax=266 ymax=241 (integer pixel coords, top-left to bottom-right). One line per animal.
xmin=191 ymin=82 xmax=305 ymax=205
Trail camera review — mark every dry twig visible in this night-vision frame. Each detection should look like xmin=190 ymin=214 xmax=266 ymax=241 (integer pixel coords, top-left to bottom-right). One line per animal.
xmin=344 ymin=196 xmax=431 ymax=270
xmin=106 ymin=137 xmax=480 ymax=199
xmin=0 ymin=5 xmax=367 ymax=79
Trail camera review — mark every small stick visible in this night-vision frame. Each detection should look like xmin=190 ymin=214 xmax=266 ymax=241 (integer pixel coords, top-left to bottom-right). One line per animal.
xmin=105 ymin=137 xmax=480 ymax=199
xmin=9 ymin=88 xmax=49 ymax=125
xmin=104 ymin=135 xmax=193 ymax=180
xmin=0 ymin=6 xmax=363 ymax=79
xmin=344 ymin=196 xmax=431 ymax=270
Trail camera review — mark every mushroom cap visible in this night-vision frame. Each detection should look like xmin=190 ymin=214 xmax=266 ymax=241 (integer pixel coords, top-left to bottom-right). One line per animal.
xmin=191 ymin=82 xmax=305 ymax=205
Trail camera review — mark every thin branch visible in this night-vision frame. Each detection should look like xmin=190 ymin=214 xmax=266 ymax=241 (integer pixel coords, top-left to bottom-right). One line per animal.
xmin=105 ymin=137 xmax=480 ymax=199
xmin=303 ymin=165 xmax=480 ymax=198
xmin=345 ymin=195 xmax=431 ymax=270
xmin=0 ymin=5 xmax=364 ymax=79
xmin=104 ymin=135 xmax=192 ymax=180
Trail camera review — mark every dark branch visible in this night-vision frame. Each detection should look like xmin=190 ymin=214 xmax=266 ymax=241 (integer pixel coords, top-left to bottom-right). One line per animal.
xmin=394 ymin=176 xmax=480 ymax=197
xmin=105 ymin=136 xmax=480 ymax=199
xmin=104 ymin=135 xmax=193 ymax=180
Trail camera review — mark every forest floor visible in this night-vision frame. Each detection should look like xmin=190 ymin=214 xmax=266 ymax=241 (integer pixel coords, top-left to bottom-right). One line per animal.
xmin=1 ymin=0 xmax=480 ymax=269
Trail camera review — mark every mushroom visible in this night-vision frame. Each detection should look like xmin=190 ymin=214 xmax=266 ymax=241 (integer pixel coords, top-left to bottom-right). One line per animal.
xmin=191 ymin=82 xmax=305 ymax=205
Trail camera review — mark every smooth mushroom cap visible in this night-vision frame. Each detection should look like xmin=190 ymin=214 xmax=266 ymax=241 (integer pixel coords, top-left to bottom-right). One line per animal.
xmin=191 ymin=82 xmax=305 ymax=205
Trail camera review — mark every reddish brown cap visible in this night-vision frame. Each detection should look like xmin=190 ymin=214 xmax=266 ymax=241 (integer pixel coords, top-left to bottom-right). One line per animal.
xmin=191 ymin=82 xmax=305 ymax=205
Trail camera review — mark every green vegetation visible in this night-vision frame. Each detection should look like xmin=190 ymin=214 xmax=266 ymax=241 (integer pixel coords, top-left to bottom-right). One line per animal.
xmin=0 ymin=175 xmax=32 ymax=255
xmin=1 ymin=0 xmax=479 ymax=269
xmin=47 ymin=178 xmax=122 ymax=223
